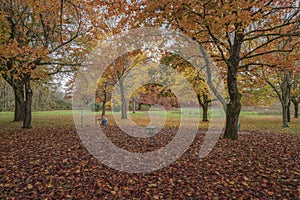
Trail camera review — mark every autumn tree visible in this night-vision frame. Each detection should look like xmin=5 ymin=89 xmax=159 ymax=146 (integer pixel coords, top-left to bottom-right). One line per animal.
xmin=238 ymin=69 xmax=277 ymax=107
xmin=134 ymin=83 xmax=178 ymax=111
xmin=256 ymin=32 xmax=300 ymax=127
xmin=160 ymin=53 xmax=211 ymax=121
xmin=122 ymin=0 xmax=300 ymax=139
xmin=101 ymin=51 xmax=148 ymax=119
xmin=0 ymin=0 xmax=107 ymax=128
xmin=96 ymin=76 xmax=114 ymax=117
xmin=263 ymin=66 xmax=300 ymax=122
xmin=263 ymin=68 xmax=291 ymax=127
xmin=291 ymin=72 xmax=300 ymax=118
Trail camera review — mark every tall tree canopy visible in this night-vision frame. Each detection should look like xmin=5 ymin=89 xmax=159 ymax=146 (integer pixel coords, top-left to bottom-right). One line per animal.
xmin=123 ymin=0 xmax=300 ymax=139
xmin=0 ymin=0 xmax=108 ymax=128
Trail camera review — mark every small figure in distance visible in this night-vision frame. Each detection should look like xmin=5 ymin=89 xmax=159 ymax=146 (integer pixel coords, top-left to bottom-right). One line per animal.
xmin=101 ymin=114 xmax=108 ymax=126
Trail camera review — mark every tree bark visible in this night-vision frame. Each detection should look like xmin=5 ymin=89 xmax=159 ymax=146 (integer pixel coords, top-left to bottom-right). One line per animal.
xmin=23 ymin=75 xmax=33 ymax=128
xmin=223 ymin=33 xmax=244 ymax=140
xmin=294 ymin=102 xmax=299 ymax=118
xmin=282 ymin=104 xmax=289 ymax=127
xmin=223 ymin=71 xmax=242 ymax=140
xmin=199 ymin=45 xmax=226 ymax=111
xmin=287 ymin=100 xmax=291 ymax=122
xmin=281 ymin=73 xmax=290 ymax=127
xmin=12 ymin=82 xmax=25 ymax=121
xmin=119 ymin=78 xmax=127 ymax=119
xmin=224 ymin=98 xmax=241 ymax=140
xmin=202 ymin=103 xmax=209 ymax=122
xmin=133 ymin=97 xmax=136 ymax=114
xmin=101 ymin=91 xmax=107 ymax=117
xmin=197 ymin=94 xmax=209 ymax=122
xmin=291 ymin=96 xmax=299 ymax=118
xmin=1 ymin=81 xmax=6 ymax=111
xmin=2 ymin=73 xmax=25 ymax=121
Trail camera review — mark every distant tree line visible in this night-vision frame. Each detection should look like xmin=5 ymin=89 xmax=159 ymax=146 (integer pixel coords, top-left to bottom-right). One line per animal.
xmin=0 ymin=77 xmax=71 ymax=112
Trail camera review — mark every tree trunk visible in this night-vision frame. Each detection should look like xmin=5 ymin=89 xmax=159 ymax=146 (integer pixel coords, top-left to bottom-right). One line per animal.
xmin=133 ymin=97 xmax=136 ymax=114
xmin=13 ymin=83 xmax=25 ymax=121
xmin=102 ymin=91 xmax=107 ymax=117
xmin=281 ymin=73 xmax=290 ymax=127
xmin=199 ymin=45 xmax=226 ymax=111
xmin=1 ymin=81 xmax=6 ymax=111
xmin=287 ymin=100 xmax=291 ymax=122
xmin=224 ymin=99 xmax=241 ymax=140
xmin=223 ymin=69 xmax=242 ymax=140
xmin=2 ymin=73 xmax=25 ymax=121
xmin=291 ymin=96 xmax=299 ymax=118
xmin=202 ymin=102 xmax=209 ymax=122
xmin=282 ymin=103 xmax=289 ymax=127
xmin=197 ymin=94 xmax=209 ymax=122
xmin=223 ymin=33 xmax=244 ymax=140
xmin=119 ymin=79 xmax=127 ymax=119
xmin=23 ymin=76 xmax=33 ymax=128
xmin=102 ymin=101 xmax=106 ymax=117
xmin=294 ymin=102 xmax=299 ymax=118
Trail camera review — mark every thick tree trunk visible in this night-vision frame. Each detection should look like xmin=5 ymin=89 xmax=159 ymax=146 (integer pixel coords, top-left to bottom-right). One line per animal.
xmin=224 ymin=99 xmax=241 ymax=140
xmin=282 ymin=103 xmax=289 ymax=127
xmin=291 ymin=96 xmax=299 ymax=118
xmin=291 ymin=95 xmax=300 ymax=118
xmin=119 ymin=79 xmax=127 ymax=119
xmin=202 ymin=103 xmax=209 ymax=122
xmin=23 ymin=76 xmax=33 ymax=128
xmin=12 ymin=83 xmax=25 ymax=121
xmin=281 ymin=73 xmax=290 ymax=127
xmin=294 ymin=102 xmax=299 ymax=118
xmin=102 ymin=102 xmax=106 ymax=116
xmin=9 ymin=81 xmax=25 ymax=122
xmin=2 ymin=73 xmax=25 ymax=121
xmin=197 ymin=94 xmax=209 ymax=122
xmin=223 ymin=33 xmax=243 ymax=140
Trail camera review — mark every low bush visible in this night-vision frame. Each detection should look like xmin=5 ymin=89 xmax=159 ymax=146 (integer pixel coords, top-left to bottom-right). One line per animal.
xmin=89 ymin=102 xmax=102 ymax=112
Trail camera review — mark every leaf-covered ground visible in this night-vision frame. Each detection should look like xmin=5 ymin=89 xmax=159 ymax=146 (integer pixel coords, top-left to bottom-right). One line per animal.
xmin=0 ymin=125 xmax=299 ymax=199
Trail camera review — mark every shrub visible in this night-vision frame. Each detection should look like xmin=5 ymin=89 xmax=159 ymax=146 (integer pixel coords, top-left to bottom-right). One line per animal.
xmin=55 ymin=99 xmax=72 ymax=110
xmin=112 ymin=103 xmax=121 ymax=112
xmin=48 ymin=101 xmax=57 ymax=110
xmin=89 ymin=102 xmax=102 ymax=112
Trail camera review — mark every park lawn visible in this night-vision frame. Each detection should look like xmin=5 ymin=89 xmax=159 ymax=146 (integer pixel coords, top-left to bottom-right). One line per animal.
xmin=240 ymin=115 xmax=300 ymax=135
xmin=104 ymin=110 xmax=300 ymax=134
xmin=1 ymin=110 xmax=300 ymax=134
xmin=0 ymin=111 xmax=74 ymax=132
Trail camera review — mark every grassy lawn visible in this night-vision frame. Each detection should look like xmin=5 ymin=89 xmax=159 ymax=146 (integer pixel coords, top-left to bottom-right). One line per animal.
xmin=0 ymin=110 xmax=74 ymax=132
xmin=240 ymin=115 xmax=300 ymax=134
xmin=1 ymin=110 xmax=299 ymax=134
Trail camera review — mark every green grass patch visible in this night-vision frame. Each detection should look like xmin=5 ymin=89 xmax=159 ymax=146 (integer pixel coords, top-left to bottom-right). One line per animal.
xmin=0 ymin=111 xmax=75 ymax=133
xmin=1 ymin=110 xmax=299 ymax=135
xmin=239 ymin=116 xmax=300 ymax=135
